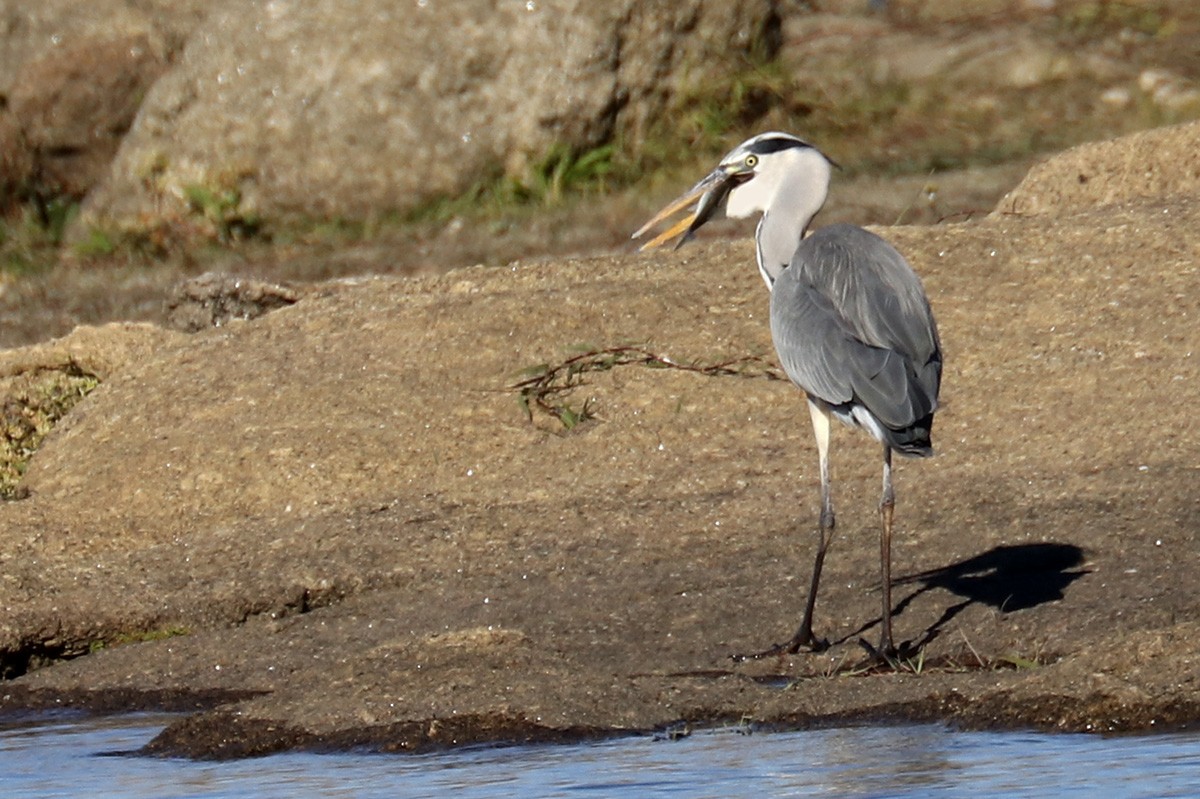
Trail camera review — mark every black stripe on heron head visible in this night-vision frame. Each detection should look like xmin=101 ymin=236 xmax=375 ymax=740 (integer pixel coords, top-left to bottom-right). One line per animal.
xmin=747 ymin=136 xmax=812 ymax=155
xmin=747 ymin=135 xmax=841 ymax=169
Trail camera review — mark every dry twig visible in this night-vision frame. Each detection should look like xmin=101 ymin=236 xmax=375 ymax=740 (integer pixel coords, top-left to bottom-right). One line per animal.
xmin=512 ymin=345 xmax=784 ymax=429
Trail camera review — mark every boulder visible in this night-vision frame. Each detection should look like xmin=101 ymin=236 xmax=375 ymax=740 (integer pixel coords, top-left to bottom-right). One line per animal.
xmin=75 ymin=0 xmax=780 ymax=233
xmin=2 ymin=183 xmax=1199 ymax=747
xmin=164 ymin=273 xmax=300 ymax=333
xmin=0 ymin=0 xmax=212 ymax=208
xmin=995 ymin=120 xmax=1200 ymax=216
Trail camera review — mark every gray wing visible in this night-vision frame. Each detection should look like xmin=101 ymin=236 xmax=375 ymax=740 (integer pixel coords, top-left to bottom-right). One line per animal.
xmin=769 ymin=224 xmax=941 ymax=430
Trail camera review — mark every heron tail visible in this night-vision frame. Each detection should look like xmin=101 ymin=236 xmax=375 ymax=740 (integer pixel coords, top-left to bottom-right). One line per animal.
xmin=884 ymin=412 xmax=935 ymax=457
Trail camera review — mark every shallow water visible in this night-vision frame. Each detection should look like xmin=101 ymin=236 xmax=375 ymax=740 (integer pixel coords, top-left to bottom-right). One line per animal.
xmin=2 ymin=713 xmax=1199 ymax=798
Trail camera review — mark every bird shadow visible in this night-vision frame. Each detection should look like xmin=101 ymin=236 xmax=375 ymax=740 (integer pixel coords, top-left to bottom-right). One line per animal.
xmin=836 ymin=542 xmax=1091 ymax=652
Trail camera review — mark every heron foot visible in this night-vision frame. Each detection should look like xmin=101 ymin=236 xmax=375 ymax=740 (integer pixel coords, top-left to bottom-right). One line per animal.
xmin=856 ymin=637 xmax=918 ymax=669
xmin=785 ymin=630 xmax=831 ymax=655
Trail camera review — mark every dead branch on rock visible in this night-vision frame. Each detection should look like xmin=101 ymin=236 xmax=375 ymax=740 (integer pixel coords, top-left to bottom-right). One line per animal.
xmin=511 ymin=345 xmax=784 ymax=429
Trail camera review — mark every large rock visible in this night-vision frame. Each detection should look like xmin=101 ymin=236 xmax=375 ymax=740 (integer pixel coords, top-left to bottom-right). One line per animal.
xmin=1 ymin=124 xmax=1199 ymax=752
xmin=995 ymin=120 xmax=1200 ymax=216
xmin=0 ymin=1 xmax=212 ymax=207
xmin=75 ymin=0 xmax=780 ymax=233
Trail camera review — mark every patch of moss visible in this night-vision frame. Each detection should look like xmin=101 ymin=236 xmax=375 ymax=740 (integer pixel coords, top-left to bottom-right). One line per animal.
xmin=88 ymin=625 xmax=191 ymax=654
xmin=0 ymin=364 xmax=100 ymax=500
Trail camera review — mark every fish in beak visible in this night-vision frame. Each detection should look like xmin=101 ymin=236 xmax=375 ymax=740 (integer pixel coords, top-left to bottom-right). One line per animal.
xmin=631 ymin=163 xmax=751 ymax=251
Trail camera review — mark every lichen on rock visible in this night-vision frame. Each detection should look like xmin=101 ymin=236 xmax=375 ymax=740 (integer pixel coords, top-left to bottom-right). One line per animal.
xmin=0 ymin=364 xmax=99 ymax=500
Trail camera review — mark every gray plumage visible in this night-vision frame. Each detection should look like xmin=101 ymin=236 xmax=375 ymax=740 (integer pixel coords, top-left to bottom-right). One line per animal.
xmin=771 ymin=222 xmax=941 ymax=455
xmin=634 ymin=131 xmax=943 ymax=658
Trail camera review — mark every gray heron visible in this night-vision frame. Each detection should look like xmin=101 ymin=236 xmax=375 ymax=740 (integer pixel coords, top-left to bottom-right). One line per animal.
xmin=632 ymin=132 xmax=942 ymax=658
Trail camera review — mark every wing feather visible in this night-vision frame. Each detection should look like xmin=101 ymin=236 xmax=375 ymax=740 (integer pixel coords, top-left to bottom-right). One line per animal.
xmin=769 ymin=224 xmax=941 ymax=432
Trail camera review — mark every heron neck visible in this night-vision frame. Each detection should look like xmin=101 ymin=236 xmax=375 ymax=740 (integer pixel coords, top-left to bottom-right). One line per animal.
xmin=755 ymin=157 xmax=830 ymax=290
xmin=756 ymin=210 xmax=810 ymax=289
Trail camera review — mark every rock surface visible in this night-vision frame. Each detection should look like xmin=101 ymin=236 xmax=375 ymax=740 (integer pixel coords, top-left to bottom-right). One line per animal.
xmin=76 ymin=0 xmax=779 ymax=231
xmin=0 ymin=123 xmax=1198 ymax=756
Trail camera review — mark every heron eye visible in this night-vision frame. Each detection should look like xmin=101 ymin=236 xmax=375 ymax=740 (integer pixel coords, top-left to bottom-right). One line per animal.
xmin=745 ymin=154 xmax=759 ymax=168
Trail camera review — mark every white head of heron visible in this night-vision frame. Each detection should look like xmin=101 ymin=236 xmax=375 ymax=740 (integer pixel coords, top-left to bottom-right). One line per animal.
xmin=633 ymin=132 xmax=836 ymax=287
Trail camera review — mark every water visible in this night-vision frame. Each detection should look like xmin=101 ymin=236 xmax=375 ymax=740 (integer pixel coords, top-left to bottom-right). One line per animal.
xmin=2 ymin=712 xmax=1199 ymax=798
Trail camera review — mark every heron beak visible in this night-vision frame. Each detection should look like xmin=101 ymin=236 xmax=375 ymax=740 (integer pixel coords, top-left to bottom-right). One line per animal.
xmin=632 ymin=164 xmax=747 ymax=252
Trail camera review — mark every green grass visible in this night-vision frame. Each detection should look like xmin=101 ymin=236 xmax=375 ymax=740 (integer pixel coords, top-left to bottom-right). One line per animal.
xmin=397 ymin=141 xmax=623 ymax=229
xmin=72 ymin=226 xmax=118 ymax=258
xmin=182 ymin=183 xmax=263 ymax=243
xmin=0 ymin=200 xmax=76 ymax=276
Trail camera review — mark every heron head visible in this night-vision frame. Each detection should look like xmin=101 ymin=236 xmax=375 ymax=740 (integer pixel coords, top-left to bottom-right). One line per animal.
xmin=632 ymin=132 xmax=833 ymax=251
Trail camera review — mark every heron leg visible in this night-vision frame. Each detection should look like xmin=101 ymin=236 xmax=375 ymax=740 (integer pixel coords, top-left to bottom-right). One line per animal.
xmin=878 ymin=445 xmax=896 ymax=656
xmin=786 ymin=400 xmax=835 ymax=653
